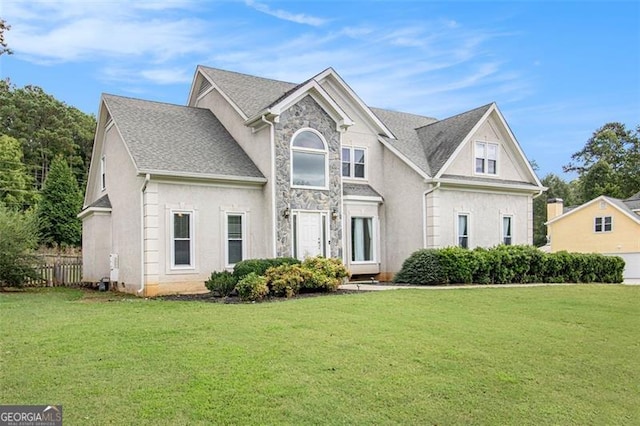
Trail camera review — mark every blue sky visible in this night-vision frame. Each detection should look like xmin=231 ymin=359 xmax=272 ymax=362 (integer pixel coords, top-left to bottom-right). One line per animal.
xmin=1 ymin=0 xmax=638 ymax=179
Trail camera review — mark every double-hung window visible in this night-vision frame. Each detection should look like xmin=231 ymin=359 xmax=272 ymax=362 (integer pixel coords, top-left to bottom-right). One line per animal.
xmin=594 ymin=216 xmax=612 ymax=233
xmin=351 ymin=217 xmax=374 ymax=262
xmin=502 ymin=216 xmax=513 ymax=245
xmin=458 ymin=214 xmax=469 ymax=248
xmin=172 ymin=211 xmax=193 ymax=268
xmin=475 ymin=142 xmax=498 ymax=175
xmin=291 ymin=130 xmax=327 ymax=188
xmin=226 ymin=213 xmax=245 ymax=266
xmin=342 ymin=147 xmax=366 ymax=179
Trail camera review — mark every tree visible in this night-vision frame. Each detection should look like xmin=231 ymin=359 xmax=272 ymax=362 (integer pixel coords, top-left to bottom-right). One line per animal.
xmin=0 ymin=205 xmax=39 ymax=287
xmin=532 ymin=173 xmax=579 ymax=246
xmin=0 ymin=134 xmax=37 ymax=210
xmin=579 ymin=160 xmax=625 ymax=201
xmin=37 ymin=156 xmax=83 ymax=247
xmin=0 ymin=80 xmax=96 ymax=189
xmin=0 ymin=18 xmax=12 ymax=56
xmin=564 ymin=122 xmax=640 ymax=201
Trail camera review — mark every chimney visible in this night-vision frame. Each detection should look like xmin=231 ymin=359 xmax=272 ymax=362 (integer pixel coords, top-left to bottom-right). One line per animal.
xmin=547 ymin=198 xmax=564 ymax=221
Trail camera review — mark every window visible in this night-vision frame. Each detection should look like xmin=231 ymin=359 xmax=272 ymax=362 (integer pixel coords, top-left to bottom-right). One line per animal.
xmin=172 ymin=211 xmax=193 ymax=267
xmin=502 ymin=216 xmax=513 ymax=245
xmin=100 ymin=156 xmax=106 ymax=190
xmin=594 ymin=216 xmax=612 ymax=233
xmin=226 ymin=214 xmax=245 ymax=266
xmin=291 ymin=130 xmax=327 ymax=188
xmin=475 ymin=142 xmax=498 ymax=175
xmin=458 ymin=214 xmax=469 ymax=248
xmin=352 ymin=217 xmax=374 ymax=262
xmin=342 ymin=147 xmax=366 ymax=179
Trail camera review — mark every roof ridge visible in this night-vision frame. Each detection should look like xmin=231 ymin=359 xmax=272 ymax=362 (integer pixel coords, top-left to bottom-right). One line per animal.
xmin=103 ymin=93 xmax=206 ymax=111
xmin=197 ymin=65 xmax=298 ymax=86
xmin=370 ymin=106 xmax=438 ymax=122
xmin=415 ymin=102 xmax=493 ymax=131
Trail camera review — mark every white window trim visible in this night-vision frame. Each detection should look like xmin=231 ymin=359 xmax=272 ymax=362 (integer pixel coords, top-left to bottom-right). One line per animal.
xmin=456 ymin=212 xmax=470 ymax=248
xmin=594 ymin=216 xmax=613 ymax=233
xmin=342 ymin=146 xmax=367 ymax=180
xmin=502 ymin=214 xmax=513 ymax=245
xmin=170 ymin=209 xmax=195 ymax=270
xmin=100 ymin=155 xmax=106 ymax=191
xmin=349 ymin=216 xmax=377 ymax=264
xmin=474 ymin=141 xmax=499 ymax=176
xmin=224 ymin=211 xmax=247 ymax=268
xmin=290 ymin=128 xmax=329 ymax=190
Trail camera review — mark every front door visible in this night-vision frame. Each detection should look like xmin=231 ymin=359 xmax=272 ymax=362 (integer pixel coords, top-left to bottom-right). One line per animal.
xmin=295 ymin=211 xmax=327 ymax=260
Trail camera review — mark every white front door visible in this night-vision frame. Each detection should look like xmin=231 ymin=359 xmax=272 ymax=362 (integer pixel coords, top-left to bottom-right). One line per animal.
xmin=295 ymin=211 xmax=327 ymax=260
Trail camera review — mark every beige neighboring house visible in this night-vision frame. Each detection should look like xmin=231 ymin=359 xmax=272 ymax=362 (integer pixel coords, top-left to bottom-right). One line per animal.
xmin=80 ymin=66 xmax=544 ymax=296
xmin=546 ymin=192 xmax=640 ymax=282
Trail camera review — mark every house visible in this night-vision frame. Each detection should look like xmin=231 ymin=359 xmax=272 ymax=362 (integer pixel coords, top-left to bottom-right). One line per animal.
xmin=546 ymin=193 xmax=640 ymax=281
xmin=80 ymin=66 xmax=544 ymax=296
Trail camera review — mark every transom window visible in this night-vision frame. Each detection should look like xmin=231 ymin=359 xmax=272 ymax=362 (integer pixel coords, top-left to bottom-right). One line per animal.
xmin=502 ymin=216 xmax=513 ymax=245
xmin=458 ymin=214 xmax=469 ymax=248
xmin=594 ymin=216 xmax=612 ymax=233
xmin=172 ymin=211 xmax=193 ymax=268
xmin=475 ymin=142 xmax=498 ymax=175
xmin=291 ymin=130 xmax=327 ymax=188
xmin=351 ymin=217 xmax=374 ymax=262
xmin=342 ymin=147 xmax=366 ymax=179
xmin=226 ymin=213 xmax=245 ymax=266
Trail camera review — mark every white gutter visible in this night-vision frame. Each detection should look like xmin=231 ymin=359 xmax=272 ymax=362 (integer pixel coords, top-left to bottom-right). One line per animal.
xmin=261 ymin=115 xmax=278 ymax=257
xmin=138 ymin=173 xmax=150 ymax=295
xmin=422 ymin=181 xmax=441 ymax=248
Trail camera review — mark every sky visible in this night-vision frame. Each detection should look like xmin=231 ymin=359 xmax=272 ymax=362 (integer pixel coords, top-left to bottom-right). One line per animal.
xmin=1 ymin=0 xmax=639 ymax=179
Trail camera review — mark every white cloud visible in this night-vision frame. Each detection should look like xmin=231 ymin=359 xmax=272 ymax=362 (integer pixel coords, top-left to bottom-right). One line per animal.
xmin=244 ymin=0 xmax=328 ymax=27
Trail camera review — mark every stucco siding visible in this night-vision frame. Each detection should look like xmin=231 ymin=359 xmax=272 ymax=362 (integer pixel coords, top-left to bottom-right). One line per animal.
xmin=435 ymin=189 xmax=531 ymax=248
xmin=445 ymin=117 xmax=529 ymax=182
xmin=151 ymin=181 xmax=267 ymax=295
xmin=81 ymin=212 xmax=111 ymax=283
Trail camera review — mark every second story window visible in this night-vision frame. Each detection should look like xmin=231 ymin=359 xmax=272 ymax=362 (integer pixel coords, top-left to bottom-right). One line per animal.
xmin=291 ymin=130 xmax=327 ymax=188
xmin=475 ymin=142 xmax=498 ymax=175
xmin=594 ymin=216 xmax=612 ymax=233
xmin=342 ymin=147 xmax=366 ymax=179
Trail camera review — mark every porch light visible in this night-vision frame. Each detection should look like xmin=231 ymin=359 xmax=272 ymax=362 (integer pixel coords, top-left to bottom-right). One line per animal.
xmin=282 ymin=207 xmax=290 ymax=219
xmin=331 ymin=209 xmax=338 ymax=220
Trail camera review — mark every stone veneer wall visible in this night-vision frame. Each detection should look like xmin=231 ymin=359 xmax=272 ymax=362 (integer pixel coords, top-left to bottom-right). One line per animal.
xmin=274 ymin=95 xmax=343 ymax=258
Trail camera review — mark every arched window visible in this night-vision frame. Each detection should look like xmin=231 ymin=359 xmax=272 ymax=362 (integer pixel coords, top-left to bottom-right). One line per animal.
xmin=291 ymin=130 xmax=327 ymax=188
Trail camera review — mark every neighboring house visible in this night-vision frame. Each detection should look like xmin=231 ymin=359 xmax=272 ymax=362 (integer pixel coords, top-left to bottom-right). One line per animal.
xmin=80 ymin=66 xmax=544 ymax=296
xmin=546 ymin=192 xmax=640 ymax=281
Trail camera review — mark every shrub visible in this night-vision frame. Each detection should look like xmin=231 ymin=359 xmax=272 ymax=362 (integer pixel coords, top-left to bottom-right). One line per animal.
xmin=264 ymin=264 xmax=312 ymax=298
xmin=393 ymin=249 xmax=443 ymax=285
xmin=301 ymin=256 xmax=350 ymax=292
xmin=437 ymin=247 xmax=476 ymax=284
xmin=233 ymin=257 xmax=300 ymax=280
xmin=235 ymin=272 xmax=269 ymax=302
xmin=0 ymin=206 xmax=39 ymax=287
xmin=204 ymin=270 xmax=238 ymax=297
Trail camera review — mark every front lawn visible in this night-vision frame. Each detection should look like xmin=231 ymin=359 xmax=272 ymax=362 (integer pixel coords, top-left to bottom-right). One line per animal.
xmin=1 ymin=286 xmax=638 ymax=424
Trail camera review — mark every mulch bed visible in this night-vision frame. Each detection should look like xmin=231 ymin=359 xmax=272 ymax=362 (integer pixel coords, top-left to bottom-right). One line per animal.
xmin=158 ymin=289 xmax=366 ymax=304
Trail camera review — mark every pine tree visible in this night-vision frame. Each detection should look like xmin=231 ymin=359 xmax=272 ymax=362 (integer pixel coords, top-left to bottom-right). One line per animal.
xmin=0 ymin=134 xmax=37 ymax=210
xmin=37 ymin=156 xmax=83 ymax=247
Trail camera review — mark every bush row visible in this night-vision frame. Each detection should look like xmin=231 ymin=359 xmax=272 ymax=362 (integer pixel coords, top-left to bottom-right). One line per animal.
xmin=205 ymin=256 xmax=350 ymax=301
xmin=393 ymin=245 xmax=625 ymax=285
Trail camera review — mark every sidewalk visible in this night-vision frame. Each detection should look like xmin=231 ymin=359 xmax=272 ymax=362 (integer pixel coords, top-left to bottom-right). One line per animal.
xmin=340 ymin=281 xmax=638 ymax=291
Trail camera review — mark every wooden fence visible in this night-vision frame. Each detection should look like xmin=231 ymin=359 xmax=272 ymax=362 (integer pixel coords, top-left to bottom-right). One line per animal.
xmin=26 ymin=255 xmax=84 ymax=287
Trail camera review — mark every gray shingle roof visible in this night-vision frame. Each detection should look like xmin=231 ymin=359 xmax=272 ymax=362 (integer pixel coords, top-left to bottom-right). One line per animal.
xmin=343 ymin=183 xmax=383 ymax=199
xmin=103 ymin=94 xmax=264 ymax=180
xmin=88 ymin=194 xmax=111 ymax=209
xmin=609 ymin=196 xmax=640 ymax=218
xmin=624 ymin=191 xmax=640 ymax=211
xmin=198 ymin=67 xmax=498 ymax=180
xmin=198 ymin=66 xmax=297 ymax=118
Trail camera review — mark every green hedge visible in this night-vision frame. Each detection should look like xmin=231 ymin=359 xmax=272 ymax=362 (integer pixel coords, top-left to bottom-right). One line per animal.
xmin=394 ymin=245 xmax=625 ymax=285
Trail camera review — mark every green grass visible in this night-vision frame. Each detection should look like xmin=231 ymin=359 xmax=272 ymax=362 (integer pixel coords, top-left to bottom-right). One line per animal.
xmin=1 ymin=286 xmax=639 ymax=425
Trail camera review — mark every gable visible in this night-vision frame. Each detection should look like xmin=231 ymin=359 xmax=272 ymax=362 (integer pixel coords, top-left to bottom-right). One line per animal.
xmin=548 ymin=196 xmax=640 ymax=227
xmin=102 ymin=94 xmax=265 ymax=182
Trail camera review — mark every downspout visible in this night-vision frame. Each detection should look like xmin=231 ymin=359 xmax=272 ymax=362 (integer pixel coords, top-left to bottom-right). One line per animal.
xmin=422 ymin=181 xmax=441 ymax=248
xmin=261 ymin=115 xmax=278 ymax=257
xmin=138 ymin=173 xmax=150 ymax=295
